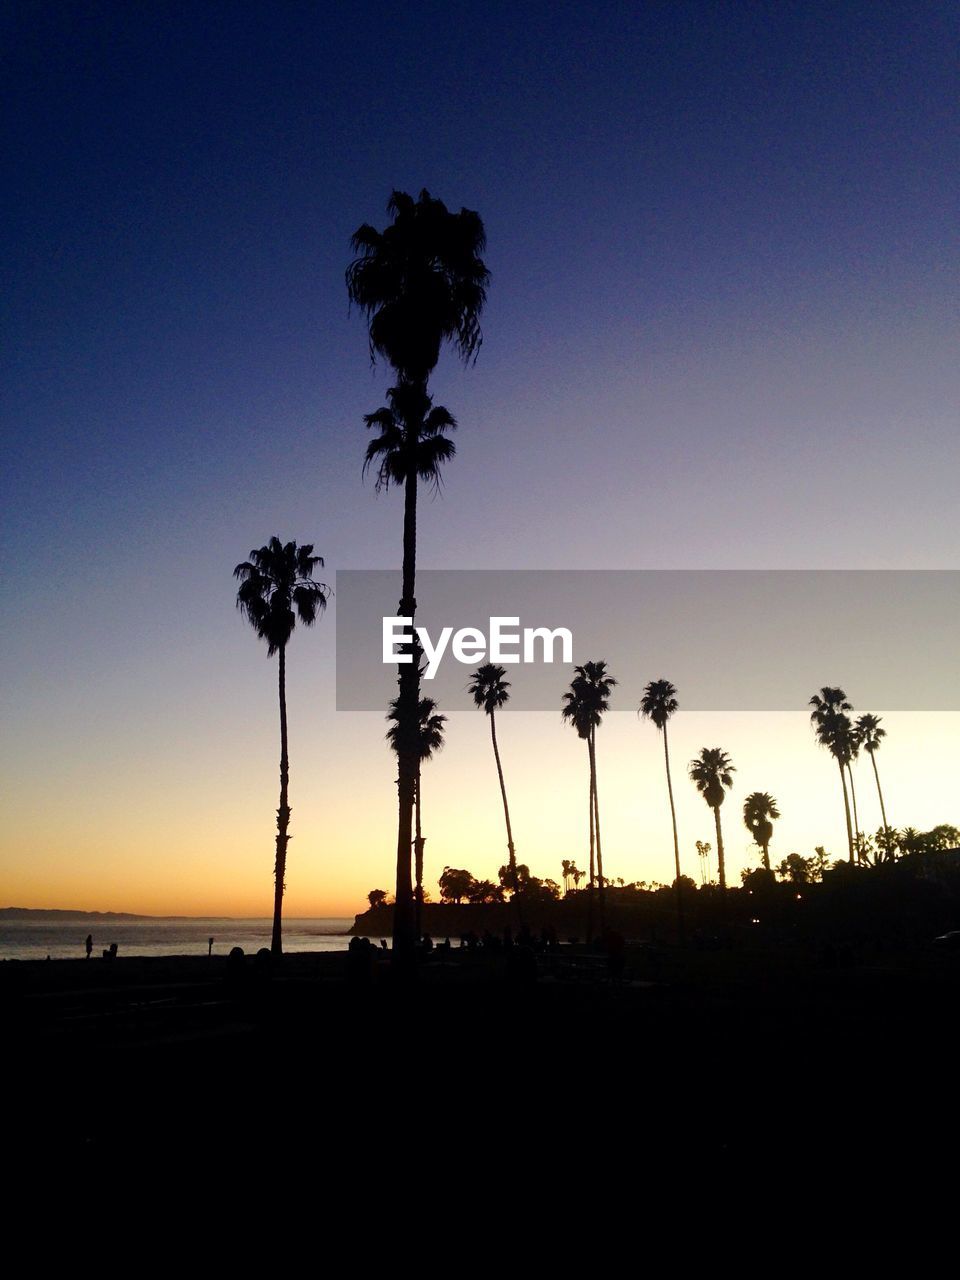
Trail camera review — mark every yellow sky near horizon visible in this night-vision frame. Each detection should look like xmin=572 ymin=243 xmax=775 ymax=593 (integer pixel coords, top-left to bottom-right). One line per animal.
xmin=2 ymin=703 xmax=956 ymax=918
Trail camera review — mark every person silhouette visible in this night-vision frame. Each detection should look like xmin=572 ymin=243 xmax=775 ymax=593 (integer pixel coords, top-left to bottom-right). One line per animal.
xmin=85 ymin=934 xmax=93 ymax=960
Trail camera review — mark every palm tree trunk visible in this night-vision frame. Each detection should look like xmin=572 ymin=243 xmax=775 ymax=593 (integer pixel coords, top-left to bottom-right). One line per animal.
xmin=838 ymin=760 xmax=855 ymax=865
xmin=762 ymin=840 xmax=771 ymax=873
xmin=590 ymin=728 xmax=605 ymax=931
xmin=587 ymin=751 xmax=595 ymax=943
xmin=847 ymin=763 xmax=861 ymax=860
xmin=714 ymin=804 xmax=726 ymax=892
xmin=414 ymin=766 xmax=424 ymax=940
xmin=489 ymin=709 xmax=516 ymax=876
xmin=870 ymin=750 xmax=890 ymax=844
xmin=662 ymin=724 xmax=685 ymax=943
xmin=272 ymin=642 xmax=290 ymax=957
xmin=393 ymin=444 xmax=420 ymax=959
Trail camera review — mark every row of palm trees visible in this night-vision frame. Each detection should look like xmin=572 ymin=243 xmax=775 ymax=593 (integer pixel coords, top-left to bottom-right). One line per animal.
xmin=378 ymin=655 xmax=895 ymax=943
xmin=230 ymin=533 xmax=895 ymax=954
xmin=809 ymin=687 xmax=891 ymax=863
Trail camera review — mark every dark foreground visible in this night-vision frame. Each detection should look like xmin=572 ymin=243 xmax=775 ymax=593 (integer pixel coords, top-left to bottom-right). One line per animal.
xmin=5 ymin=941 xmax=959 ymax=1183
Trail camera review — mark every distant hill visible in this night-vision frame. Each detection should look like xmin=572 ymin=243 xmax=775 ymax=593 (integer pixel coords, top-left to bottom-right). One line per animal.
xmin=0 ymin=908 xmax=233 ymax=922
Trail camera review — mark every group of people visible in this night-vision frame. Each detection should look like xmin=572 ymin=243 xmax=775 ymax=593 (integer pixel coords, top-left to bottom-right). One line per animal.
xmin=84 ymin=934 xmax=118 ymax=961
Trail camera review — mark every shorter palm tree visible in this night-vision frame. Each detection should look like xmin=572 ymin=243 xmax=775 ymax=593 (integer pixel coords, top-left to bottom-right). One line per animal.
xmin=689 ymin=749 xmax=736 ymax=890
xmin=639 ymin=678 xmax=684 ymax=939
xmin=695 ymin=839 xmax=712 ymax=886
xmin=810 ymin=687 xmax=856 ymax=864
xmin=742 ymin=792 xmax=780 ymax=872
xmin=562 ymin=684 xmax=596 ymax=897
xmin=387 ymin=692 xmax=446 ymax=938
xmin=468 ymin=664 xmax=517 ymax=889
xmin=856 ymin=713 xmax=890 ymax=841
xmin=234 ymin=538 xmax=328 ymax=956
xmin=562 ymin=661 xmax=617 ymax=929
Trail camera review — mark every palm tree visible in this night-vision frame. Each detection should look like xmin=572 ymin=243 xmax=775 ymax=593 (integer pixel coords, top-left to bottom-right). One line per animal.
xmin=639 ymin=679 xmax=684 ymax=940
xmin=234 ymin=538 xmax=328 ymax=956
xmin=468 ymin=664 xmax=517 ymax=889
xmin=348 ymin=190 xmax=488 ymax=958
xmin=346 ymin=189 xmax=489 ymax=385
xmin=688 ymin=748 xmax=736 ymax=891
xmin=846 ymin=723 xmax=863 ymax=857
xmin=742 ymin=791 xmax=780 ymax=872
xmin=562 ymin=681 xmax=596 ymax=934
xmin=856 ymin=713 xmax=891 ymax=846
xmin=695 ymin=839 xmax=712 ymax=886
xmin=364 ymin=386 xmax=455 ymax=947
xmin=809 ymin=687 xmax=856 ymax=864
xmin=386 ymin=692 xmax=446 ymax=939
xmin=562 ymin=661 xmax=617 ymax=929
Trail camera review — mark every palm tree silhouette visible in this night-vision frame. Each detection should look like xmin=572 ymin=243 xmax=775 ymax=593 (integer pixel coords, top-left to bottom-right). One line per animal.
xmin=348 ymin=190 xmax=488 ymax=957
xmin=688 ymin=748 xmax=736 ymax=891
xmin=562 ymin=661 xmax=617 ymax=929
xmin=856 ymin=713 xmax=891 ymax=845
xmin=846 ymin=722 xmax=863 ymax=856
xmin=364 ymin=386 xmax=455 ymax=943
xmin=386 ymin=691 xmax=446 ymax=939
xmin=809 ymin=687 xmax=856 ymax=864
xmin=639 ymin=679 xmax=685 ymax=940
xmin=742 ymin=791 xmax=780 ymax=872
xmin=695 ymin=839 xmax=712 ymax=886
xmin=468 ymin=664 xmax=517 ymax=891
xmin=234 ymin=538 xmax=328 ymax=956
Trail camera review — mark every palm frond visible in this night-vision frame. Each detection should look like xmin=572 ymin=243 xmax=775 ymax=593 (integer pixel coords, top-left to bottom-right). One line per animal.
xmin=639 ymin=677 xmax=678 ymax=727
xmin=233 ymin=537 xmax=328 ymax=655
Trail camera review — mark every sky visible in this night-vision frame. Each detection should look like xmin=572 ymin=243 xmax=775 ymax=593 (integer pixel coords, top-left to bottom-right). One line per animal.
xmin=2 ymin=1 xmax=957 ymax=916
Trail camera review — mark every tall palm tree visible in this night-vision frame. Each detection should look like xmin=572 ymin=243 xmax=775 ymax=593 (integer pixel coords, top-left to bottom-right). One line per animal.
xmin=234 ymin=538 xmax=328 ymax=956
xmin=468 ymin=664 xmax=517 ymax=889
xmin=363 ymin=384 xmax=455 ymax=947
xmin=856 ymin=713 xmax=890 ymax=845
xmin=809 ymin=687 xmax=856 ymax=864
xmin=563 ymin=661 xmax=617 ymax=928
xmin=386 ymin=692 xmax=446 ymax=939
xmin=348 ymin=190 xmax=488 ymax=958
xmin=688 ymin=748 xmax=736 ymax=891
xmin=742 ymin=791 xmax=780 ymax=872
xmin=639 ymin=678 xmax=684 ymax=940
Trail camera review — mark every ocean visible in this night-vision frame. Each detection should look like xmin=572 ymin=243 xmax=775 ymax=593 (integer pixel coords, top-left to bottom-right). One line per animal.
xmin=0 ymin=916 xmax=359 ymax=961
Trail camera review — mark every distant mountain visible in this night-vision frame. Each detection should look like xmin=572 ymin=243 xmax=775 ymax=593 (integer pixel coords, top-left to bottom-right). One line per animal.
xmin=0 ymin=907 xmax=158 ymax=921
xmin=0 ymin=908 xmax=239 ymax=921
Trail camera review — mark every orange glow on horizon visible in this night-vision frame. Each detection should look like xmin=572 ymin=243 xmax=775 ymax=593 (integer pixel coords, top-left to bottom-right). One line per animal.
xmin=2 ymin=711 xmax=956 ymax=920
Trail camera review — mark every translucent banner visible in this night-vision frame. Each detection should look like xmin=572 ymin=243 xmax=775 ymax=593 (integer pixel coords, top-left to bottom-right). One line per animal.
xmin=334 ymin=569 xmax=959 ymax=712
